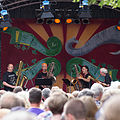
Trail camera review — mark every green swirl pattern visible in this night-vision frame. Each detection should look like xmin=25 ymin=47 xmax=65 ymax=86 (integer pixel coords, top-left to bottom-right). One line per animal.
xmin=20 ymin=57 xmax=61 ymax=80
xmin=66 ymin=57 xmax=105 ymax=81
xmin=5 ymin=27 xmax=62 ymax=56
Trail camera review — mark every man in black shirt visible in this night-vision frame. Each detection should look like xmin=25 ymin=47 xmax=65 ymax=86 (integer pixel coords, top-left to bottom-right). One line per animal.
xmin=3 ymin=64 xmax=17 ymax=91
xmin=100 ymin=68 xmax=111 ymax=86
xmin=35 ymin=63 xmax=56 ymax=89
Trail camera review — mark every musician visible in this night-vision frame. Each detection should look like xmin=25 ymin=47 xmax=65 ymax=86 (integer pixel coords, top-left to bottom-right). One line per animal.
xmin=78 ymin=65 xmax=92 ymax=89
xmin=100 ymin=68 xmax=111 ymax=86
xmin=35 ymin=63 xmax=56 ymax=89
xmin=3 ymin=64 xmax=17 ymax=91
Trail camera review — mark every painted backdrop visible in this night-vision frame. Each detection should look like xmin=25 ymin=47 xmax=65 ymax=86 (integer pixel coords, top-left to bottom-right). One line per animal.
xmin=1 ymin=18 xmax=120 ymax=90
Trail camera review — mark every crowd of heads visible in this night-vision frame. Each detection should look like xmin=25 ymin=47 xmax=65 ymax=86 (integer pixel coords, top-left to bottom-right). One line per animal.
xmin=0 ymin=81 xmax=120 ymax=120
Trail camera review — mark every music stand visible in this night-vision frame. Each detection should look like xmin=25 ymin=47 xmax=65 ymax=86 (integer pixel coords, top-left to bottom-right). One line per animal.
xmin=62 ymin=79 xmax=73 ymax=93
xmin=35 ymin=78 xmax=52 ymax=85
xmin=62 ymin=79 xmax=73 ymax=87
xmin=35 ymin=78 xmax=52 ymax=90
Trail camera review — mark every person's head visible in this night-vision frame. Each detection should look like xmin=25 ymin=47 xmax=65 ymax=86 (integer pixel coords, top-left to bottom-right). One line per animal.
xmin=28 ymin=87 xmax=42 ymax=105
xmin=0 ymin=92 xmax=25 ymax=109
xmin=17 ymin=91 xmax=30 ymax=108
xmin=2 ymin=111 xmax=37 ymax=120
xmin=72 ymin=91 xmax=80 ymax=98
xmin=0 ymin=90 xmax=6 ymax=98
xmin=47 ymin=93 xmax=68 ymax=115
xmin=91 ymin=83 xmax=104 ymax=100
xmin=101 ymin=88 xmax=120 ymax=103
xmin=96 ymin=95 xmax=120 ymax=120
xmin=100 ymin=68 xmax=108 ymax=76
xmin=77 ymin=88 xmax=94 ymax=98
xmin=79 ymin=96 xmax=98 ymax=120
xmin=7 ymin=64 xmax=14 ymax=72
xmin=0 ymin=109 xmax=10 ymax=120
xmin=42 ymin=63 xmax=47 ymax=72
xmin=63 ymin=99 xmax=86 ymax=120
xmin=42 ymin=88 xmax=51 ymax=100
xmin=82 ymin=66 xmax=89 ymax=74
xmin=13 ymin=86 xmax=23 ymax=93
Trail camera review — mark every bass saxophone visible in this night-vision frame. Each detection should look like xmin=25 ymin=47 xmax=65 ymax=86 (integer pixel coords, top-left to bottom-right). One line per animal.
xmin=47 ymin=62 xmax=55 ymax=78
xmin=16 ymin=61 xmax=27 ymax=87
xmin=72 ymin=65 xmax=82 ymax=91
xmin=88 ymin=75 xmax=109 ymax=87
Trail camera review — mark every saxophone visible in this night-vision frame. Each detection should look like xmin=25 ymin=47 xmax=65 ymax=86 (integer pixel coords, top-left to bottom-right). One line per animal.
xmin=16 ymin=61 xmax=23 ymax=86
xmin=16 ymin=61 xmax=27 ymax=87
xmin=72 ymin=65 xmax=82 ymax=91
xmin=47 ymin=62 xmax=55 ymax=78
xmin=88 ymin=75 xmax=109 ymax=87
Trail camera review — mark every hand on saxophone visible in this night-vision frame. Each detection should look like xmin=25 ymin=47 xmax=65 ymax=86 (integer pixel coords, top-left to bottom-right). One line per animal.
xmin=49 ymin=73 xmax=54 ymax=77
xmin=77 ymin=75 xmax=83 ymax=79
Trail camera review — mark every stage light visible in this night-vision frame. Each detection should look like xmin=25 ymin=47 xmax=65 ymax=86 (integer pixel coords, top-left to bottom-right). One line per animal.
xmin=79 ymin=0 xmax=91 ymax=20
xmin=37 ymin=18 xmax=44 ymax=24
xmin=116 ymin=21 xmax=120 ymax=31
xmin=66 ymin=19 xmax=72 ymax=24
xmin=73 ymin=19 xmax=80 ymax=24
xmin=40 ymin=0 xmax=54 ymax=19
xmin=82 ymin=0 xmax=88 ymax=6
xmin=54 ymin=19 xmax=61 ymax=24
xmin=41 ymin=11 xmax=54 ymax=19
xmin=3 ymin=27 xmax=8 ymax=31
xmin=117 ymin=26 xmax=120 ymax=31
xmin=0 ymin=9 xmax=9 ymax=21
xmin=42 ymin=0 xmax=50 ymax=11
xmin=82 ymin=18 xmax=89 ymax=24
xmin=46 ymin=19 xmax=53 ymax=24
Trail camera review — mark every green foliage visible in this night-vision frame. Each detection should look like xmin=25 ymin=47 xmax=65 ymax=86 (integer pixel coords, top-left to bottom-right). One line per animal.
xmin=73 ymin=0 xmax=120 ymax=8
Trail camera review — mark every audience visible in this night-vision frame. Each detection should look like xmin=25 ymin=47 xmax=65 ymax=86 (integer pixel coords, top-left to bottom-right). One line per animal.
xmin=46 ymin=92 xmax=68 ymax=120
xmin=77 ymin=88 xmax=94 ymax=98
xmin=13 ymin=86 xmax=23 ymax=93
xmin=96 ymin=95 xmax=120 ymax=120
xmin=1 ymin=111 xmax=37 ymax=120
xmin=0 ymin=109 xmax=10 ymax=120
xmin=79 ymin=96 xmax=98 ymax=120
xmin=42 ymin=88 xmax=51 ymax=101
xmin=27 ymin=87 xmax=44 ymax=115
xmin=91 ymin=83 xmax=104 ymax=108
xmin=63 ymin=99 xmax=86 ymax=120
xmin=0 ymin=92 xmax=25 ymax=109
xmin=1 ymin=80 xmax=120 ymax=120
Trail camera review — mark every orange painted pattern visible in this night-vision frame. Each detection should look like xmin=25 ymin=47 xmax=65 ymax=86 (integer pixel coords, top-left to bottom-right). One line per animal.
xmin=54 ymin=73 xmax=64 ymax=89
xmin=50 ymin=24 xmax=64 ymax=45
xmin=27 ymin=23 xmax=49 ymax=41
xmin=67 ymin=24 xmax=81 ymax=42
xmin=75 ymin=23 xmax=101 ymax=48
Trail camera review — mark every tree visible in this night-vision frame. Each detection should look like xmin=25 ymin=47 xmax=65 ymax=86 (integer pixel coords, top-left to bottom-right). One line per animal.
xmin=73 ymin=0 xmax=120 ymax=8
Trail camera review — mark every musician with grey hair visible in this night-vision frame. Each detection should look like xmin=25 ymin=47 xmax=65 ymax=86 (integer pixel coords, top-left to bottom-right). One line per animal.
xmin=100 ymin=68 xmax=111 ymax=86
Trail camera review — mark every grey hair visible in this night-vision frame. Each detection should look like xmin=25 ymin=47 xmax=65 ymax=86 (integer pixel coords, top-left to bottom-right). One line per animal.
xmin=2 ymin=111 xmax=37 ymax=120
xmin=42 ymin=88 xmax=51 ymax=99
xmin=77 ymin=88 xmax=94 ymax=98
xmin=91 ymin=83 xmax=104 ymax=97
xmin=100 ymin=68 xmax=108 ymax=74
